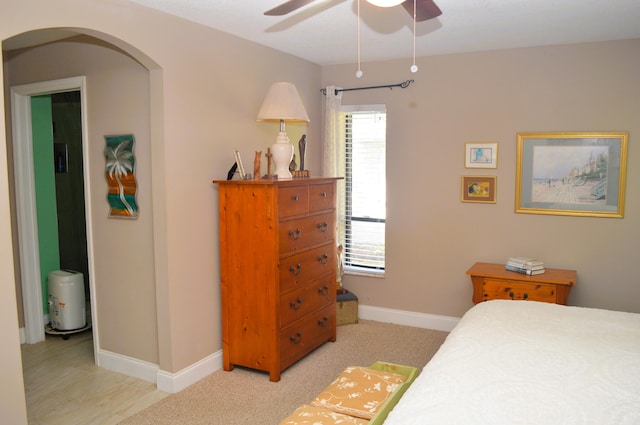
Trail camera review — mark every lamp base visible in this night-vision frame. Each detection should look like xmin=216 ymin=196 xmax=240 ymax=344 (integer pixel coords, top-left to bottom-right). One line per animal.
xmin=271 ymin=134 xmax=293 ymax=179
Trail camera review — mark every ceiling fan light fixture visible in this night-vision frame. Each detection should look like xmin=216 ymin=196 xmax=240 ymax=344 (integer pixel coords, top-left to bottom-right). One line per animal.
xmin=366 ymin=0 xmax=405 ymax=7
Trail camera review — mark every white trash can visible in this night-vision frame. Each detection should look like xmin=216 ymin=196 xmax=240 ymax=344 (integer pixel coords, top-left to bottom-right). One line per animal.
xmin=48 ymin=270 xmax=86 ymax=330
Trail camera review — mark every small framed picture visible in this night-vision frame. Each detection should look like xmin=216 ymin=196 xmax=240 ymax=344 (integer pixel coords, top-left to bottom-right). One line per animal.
xmin=462 ymin=175 xmax=497 ymax=203
xmin=233 ymin=149 xmax=246 ymax=179
xmin=465 ymin=142 xmax=498 ymax=168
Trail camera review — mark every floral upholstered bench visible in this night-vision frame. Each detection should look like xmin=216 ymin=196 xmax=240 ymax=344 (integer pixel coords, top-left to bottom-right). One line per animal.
xmin=279 ymin=362 xmax=418 ymax=425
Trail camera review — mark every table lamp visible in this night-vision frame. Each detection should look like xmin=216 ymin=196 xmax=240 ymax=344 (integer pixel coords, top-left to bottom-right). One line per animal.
xmin=257 ymin=82 xmax=309 ymax=179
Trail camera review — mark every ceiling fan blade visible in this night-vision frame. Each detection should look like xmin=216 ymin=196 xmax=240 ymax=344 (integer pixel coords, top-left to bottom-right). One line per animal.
xmin=401 ymin=0 xmax=442 ymax=22
xmin=265 ymin=0 xmax=318 ymax=16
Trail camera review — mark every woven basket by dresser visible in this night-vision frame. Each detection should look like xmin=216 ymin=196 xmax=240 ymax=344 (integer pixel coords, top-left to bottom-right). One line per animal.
xmin=337 ymin=291 xmax=358 ymax=325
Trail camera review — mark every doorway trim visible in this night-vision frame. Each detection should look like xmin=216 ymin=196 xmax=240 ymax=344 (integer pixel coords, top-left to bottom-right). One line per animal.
xmin=11 ymin=76 xmax=98 ymax=359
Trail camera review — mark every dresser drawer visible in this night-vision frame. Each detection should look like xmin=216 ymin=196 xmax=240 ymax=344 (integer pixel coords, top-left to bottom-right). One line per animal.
xmin=278 ymin=185 xmax=309 ymax=217
xmin=280 ymin=275 xmax=335 ymax=327
xmin=279 ymin=304 xmax=336 ymax=369
xmin=482 ymin=278 xmax=558 ymax=303
xmin=279 ymin=212 xmax=335 ymax=253
xmin=309 ymin=183 xmax=335 ymax=212
xmin=280 ymin=244 xmax=336 ymax=292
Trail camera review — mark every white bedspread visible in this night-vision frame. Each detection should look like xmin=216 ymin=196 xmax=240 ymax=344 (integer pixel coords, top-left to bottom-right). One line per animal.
xmin=384 ymin=300 xmax=640 ymax=425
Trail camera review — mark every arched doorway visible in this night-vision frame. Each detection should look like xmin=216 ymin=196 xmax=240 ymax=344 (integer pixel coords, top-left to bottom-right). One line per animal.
xmin=4 ymin=27 xmax=164 ymax=376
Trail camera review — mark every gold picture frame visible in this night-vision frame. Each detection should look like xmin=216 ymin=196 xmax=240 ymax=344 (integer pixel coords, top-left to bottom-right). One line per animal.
xmin=515 ymin=132 xmax=628 ymax=218
xmin=462 ymin=175 xmax=497 ymax=203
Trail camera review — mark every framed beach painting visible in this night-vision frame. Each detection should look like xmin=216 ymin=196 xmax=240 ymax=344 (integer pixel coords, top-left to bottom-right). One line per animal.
xmin=515 ymin=132 xmax=628 ymax=218
xmin=104 ymin=134 xmax=139 ymax=218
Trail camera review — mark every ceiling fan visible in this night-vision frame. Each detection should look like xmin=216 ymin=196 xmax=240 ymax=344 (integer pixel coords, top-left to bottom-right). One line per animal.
xmin=265 ymin=0 xmax=442 ymax=22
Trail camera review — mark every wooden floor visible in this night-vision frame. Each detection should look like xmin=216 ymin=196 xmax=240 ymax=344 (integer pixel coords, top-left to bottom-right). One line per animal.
xmin=21 ymin=330 xmax=168 ymax=425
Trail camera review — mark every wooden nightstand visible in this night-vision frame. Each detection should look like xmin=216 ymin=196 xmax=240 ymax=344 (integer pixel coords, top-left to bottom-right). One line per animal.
xmin=466 ymin=262 xmax=576 ymax=305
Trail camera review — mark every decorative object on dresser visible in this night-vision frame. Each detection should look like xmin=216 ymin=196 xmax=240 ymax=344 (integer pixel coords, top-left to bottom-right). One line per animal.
xmin=214 ymin=177 xmax=341 ymax=381
xmin=466 ymin=262 xmax=576 ymax=305
xmin=256 ymin=82 xmax=310 ymax=180
xmin=233 ymin=149 xmax=246 ymax=179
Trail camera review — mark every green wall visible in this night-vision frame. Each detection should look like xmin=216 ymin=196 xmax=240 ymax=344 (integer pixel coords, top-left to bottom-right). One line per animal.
xmin=31 ymin=95 xmax=60 ymax=313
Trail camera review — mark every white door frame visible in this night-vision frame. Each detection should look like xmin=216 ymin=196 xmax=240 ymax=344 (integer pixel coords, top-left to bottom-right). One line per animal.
xmin=11 ymin=77 xmax=98 ymax=359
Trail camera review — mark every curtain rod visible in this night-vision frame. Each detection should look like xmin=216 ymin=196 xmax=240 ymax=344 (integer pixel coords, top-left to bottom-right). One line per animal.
xmin=320 ymin=79 xmax=414 ymax=96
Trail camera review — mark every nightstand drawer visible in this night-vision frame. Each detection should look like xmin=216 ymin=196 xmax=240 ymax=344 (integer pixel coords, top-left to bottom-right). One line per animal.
xmin=482 ymin=279 xmax=557 ymax=303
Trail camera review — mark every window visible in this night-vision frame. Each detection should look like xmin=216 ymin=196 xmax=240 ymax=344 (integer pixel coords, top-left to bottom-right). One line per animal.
xmin=341 ymin=106 xmax=386 ymax=274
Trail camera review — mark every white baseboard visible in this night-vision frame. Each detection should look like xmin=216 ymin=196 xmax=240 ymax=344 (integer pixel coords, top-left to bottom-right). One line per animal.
xmin=94 ymin=306 xmax=456 ymax=394
xmin=358 ymin=304 xmax=460 ymax=332
xmin=98 ymin=349 xmax=159 ymax=384
xmin=156 ymin=350 xmax=223 ymax=394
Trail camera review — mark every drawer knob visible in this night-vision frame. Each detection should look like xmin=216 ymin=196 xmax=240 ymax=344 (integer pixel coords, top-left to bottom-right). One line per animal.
xmin=317 ymin=222 xmax=328 ymax=232
xmin=289 ymin=264 xmax=302 ymax=276
xmin=509 ymin=291 xmax=514 ymax=299
xmin=292 ymin=194 xmax=299 ymax=201
xmin=523 ymin=293 xmax=529 ymax=300
xmin=320 ymin=191 xmax=327 ymax=198
xmin=317 ymin=317 xmax=329 ymax=327
xmin=290 ymin=332 xmax=302 ymax=344
xmin=289 ymin=298 xmax=303 ymax=310
xmin=318 ymin=285 xmax=329 ymax=296
xmin=288 ymin=228 xmax=301 ymax=240
xmin=317 ymin=253 xmax=329 ymax=266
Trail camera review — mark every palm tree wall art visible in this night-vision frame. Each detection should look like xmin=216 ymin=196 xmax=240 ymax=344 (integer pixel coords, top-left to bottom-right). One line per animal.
xmin=104 ymin=134 xmax=139 ymax=218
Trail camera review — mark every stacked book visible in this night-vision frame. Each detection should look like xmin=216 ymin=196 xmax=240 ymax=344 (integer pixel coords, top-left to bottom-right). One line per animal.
xmin=505 ymin=257 xmax=545 ymax=275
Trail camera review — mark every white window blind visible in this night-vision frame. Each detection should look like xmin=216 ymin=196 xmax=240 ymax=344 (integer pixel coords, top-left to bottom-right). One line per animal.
xmin=342 ymin=107 xmax=386 ymax=272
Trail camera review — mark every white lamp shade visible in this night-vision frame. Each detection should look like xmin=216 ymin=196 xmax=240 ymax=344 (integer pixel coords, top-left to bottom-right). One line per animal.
xmin=256 ymin=82 xmax=310 ymax=123
xmin=366 ymin=0 xmax=405 ymax=7
xmin=257 ymin=82 xmax=309 ymax=179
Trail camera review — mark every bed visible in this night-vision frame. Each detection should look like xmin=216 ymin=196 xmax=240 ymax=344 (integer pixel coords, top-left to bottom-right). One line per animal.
xmin=383 ymin=300 xmax=640 ymax=425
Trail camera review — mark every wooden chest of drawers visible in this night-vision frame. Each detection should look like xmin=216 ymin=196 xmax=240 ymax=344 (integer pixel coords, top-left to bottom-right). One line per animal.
xmin=214 ymin=178 xmax=339 ymax=381
xmin=466 ymin=262 xmax=576 ymax=305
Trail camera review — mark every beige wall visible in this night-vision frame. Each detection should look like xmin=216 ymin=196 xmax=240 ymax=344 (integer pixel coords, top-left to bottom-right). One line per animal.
xmin=323 ymin=39 xmax=640 ymax=317
xmin=1 ymin=0 xmax=639 ymax=421
xmin=1 ymin=0 xmax=320 ymax=421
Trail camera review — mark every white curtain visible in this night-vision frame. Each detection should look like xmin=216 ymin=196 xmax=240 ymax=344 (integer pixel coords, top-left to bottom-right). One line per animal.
xmin=322 ymin=86 xmax=345 ymax=260
xmin=322 ymin=86 xmax=343 ymax=177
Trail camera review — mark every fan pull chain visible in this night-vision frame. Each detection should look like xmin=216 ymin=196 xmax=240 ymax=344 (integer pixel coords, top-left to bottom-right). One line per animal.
xmin=411 ymin=0 xmax=418 ymax=73
xmin=356 ymin=0 xmax=363 ymax=78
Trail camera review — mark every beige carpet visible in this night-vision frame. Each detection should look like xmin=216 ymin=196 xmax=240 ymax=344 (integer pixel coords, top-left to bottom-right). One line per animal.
xmin=119 ymin=320 xmax=448 ymax=425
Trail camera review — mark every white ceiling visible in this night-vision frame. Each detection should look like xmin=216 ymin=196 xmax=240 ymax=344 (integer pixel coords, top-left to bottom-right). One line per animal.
xmin=122 ymin=0 xmax=640 ymax=66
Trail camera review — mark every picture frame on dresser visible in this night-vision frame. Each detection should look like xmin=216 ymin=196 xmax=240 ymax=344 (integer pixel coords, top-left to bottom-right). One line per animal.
xmin=515 ymin=132 xmax=628 ymax=218
xmin=461 ymin=175 xmax=496 ymax=203
xmin=464 ymin=142 xmax=498 ymax=168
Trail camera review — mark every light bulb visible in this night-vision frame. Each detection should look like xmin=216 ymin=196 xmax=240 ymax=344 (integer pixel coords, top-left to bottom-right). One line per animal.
xmin=366 ymin=0 xmax=405 ymax=7
xmin=356 ymin=69 xmax=363 ymax=78
xmin=411 ymin=64 xmax=418 ymax=73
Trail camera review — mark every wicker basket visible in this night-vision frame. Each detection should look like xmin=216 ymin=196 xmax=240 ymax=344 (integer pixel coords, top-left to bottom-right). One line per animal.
xmin=337 ymin=291 xmax=359 ymax=326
